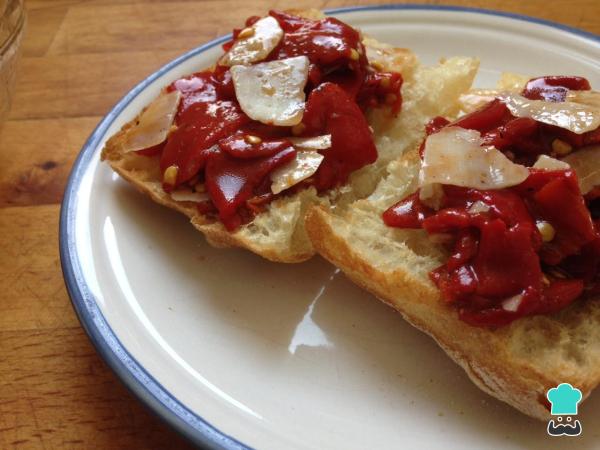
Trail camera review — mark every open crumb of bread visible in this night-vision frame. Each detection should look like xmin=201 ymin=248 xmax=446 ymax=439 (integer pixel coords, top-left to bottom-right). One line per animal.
xmin=306 ymin=77 xmax=600 ymax=420
xmin=102 ymin=9 xmax=478 ymax=263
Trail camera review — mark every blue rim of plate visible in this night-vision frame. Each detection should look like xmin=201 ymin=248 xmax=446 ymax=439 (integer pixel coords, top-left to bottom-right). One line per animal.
xmin=59 ymin=5 xmax=599 ymax=450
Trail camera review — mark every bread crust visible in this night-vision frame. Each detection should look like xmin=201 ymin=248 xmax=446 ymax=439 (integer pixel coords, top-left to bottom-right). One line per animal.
xmin=306 ymin=205 xmax=599 ymax=420
xmin=192 ymin=220 xmax=314 ymax=263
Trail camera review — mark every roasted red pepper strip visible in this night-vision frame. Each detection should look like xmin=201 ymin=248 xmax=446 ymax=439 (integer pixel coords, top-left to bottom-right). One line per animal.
xmin=516 ymin=170 xmax=597 ymax=265
xmin=481 ymin=117 xmax=539 ymax=149
xmin=382 ymin=192 xmax=433 ymax=228
xmin=269 ymin=10 xmax=403 ymax=105
xmin=218 ymin=134 xmax=293 ymax=160
xmin=269 ymin=10 xmax=366 ymax=69
xmin=522 ymin=75 xmax=591 ymax=102
xmin=451 ymin=99 xmax=511 ymax=133
xmin=167 ymin=71 xmax=218 ymax=117
xmin=357 ymin=71 xmax=403 ymax=115
xmin=301 ymin=82 xmax=378 ymax=191
xmin=205 ymin=146 xmax=296 ymax=230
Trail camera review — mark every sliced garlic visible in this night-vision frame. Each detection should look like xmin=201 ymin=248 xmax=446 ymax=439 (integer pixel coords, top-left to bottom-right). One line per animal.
xmin=121 ymin=90 xmax=181 ymax=153
xmin=231 ymin=56 xmax=309 ymax=126
xmin=499 ymin=92 xmax=600 ymax=135
xmin=536 ymin=221 xmax=556 ymax=243
xmin=270 ymin=151 xmax=324 ymax=194
xmin=220 ymin=16 xmax=284 ymax=66
xmin=566 ymin=90 xmax=600 ymax=109
xmin=288 ymin=134 xmax=331 ymax=150
xmin=532 ymin=154 xmax=571 ymax=171
xmin=419 ymin=183 xmax=444 ymax=210
xmin=419 ymin=127 xmax=529 ymax=191
xmin=561 ymin=145 xmax=600 ymax=194
xmin=468 ymin=200 xmax=491 ymax=214
xmin=170 ymin=189 xmax=210 ymax=203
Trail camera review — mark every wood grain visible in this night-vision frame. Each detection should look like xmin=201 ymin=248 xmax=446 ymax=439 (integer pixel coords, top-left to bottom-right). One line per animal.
xmin=0 ymin=118 xmax=99 ymax=207
xmin=0 ymin=0 xmax=597 ymax=448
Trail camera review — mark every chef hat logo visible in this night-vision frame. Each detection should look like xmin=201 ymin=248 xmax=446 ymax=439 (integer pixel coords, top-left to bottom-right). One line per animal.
xmin=546 ymin=383 xmax=582 ymax=415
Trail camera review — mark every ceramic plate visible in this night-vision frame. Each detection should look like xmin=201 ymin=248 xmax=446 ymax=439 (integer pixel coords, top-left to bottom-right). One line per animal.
xmin=60 ymin=6 xmax=600 ymax=449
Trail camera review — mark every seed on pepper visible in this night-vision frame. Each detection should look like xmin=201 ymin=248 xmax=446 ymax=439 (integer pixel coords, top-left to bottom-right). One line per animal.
xmin=237 ymin=27 xmax=255 ymax=39
xmin=244 ymin=134 xmax=262 ymax=145
xmin=551 ymin=139 xmax=573 ymax=156
xmin=163 ymin=165 xmax=179 ymax=186
xmin=536 ymin=221 xmax=556 ymax=242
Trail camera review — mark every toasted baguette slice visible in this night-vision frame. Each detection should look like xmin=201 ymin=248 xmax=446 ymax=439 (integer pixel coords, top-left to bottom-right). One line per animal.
xmin=306 ymin=131 xmax=600 ymax=421
xmin=101 ymin=9 xmax=478 ymax=262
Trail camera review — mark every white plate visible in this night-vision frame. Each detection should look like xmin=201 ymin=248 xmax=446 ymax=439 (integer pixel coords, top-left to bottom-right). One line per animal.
xmin=60 ymin=6 xmax=600 ymax=450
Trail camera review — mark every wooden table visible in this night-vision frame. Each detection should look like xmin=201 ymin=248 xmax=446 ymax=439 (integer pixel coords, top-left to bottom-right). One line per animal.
xmin=1 ymin=1 xmax=597 ymax=448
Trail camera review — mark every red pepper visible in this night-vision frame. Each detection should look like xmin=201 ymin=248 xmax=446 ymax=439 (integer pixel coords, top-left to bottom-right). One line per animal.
xmin=357 ymin=71 xmax=403 ymax=116
xmin=166 ymin=71 xmax=219 ymax=117
xmin=302 ymin=82 xmax=378 ymax=191
xmin=382 ymin=192 xmax=432 ymax=228
xmin=218 ymin=134 xmax=292 ymax=159
xmin=481 ymin=117 xmax=538 ymax=149
xmin=517 ymin=170 xmax=597 ymax=265
xmin=205 ymin=146 xmax=296 ymax=230
xmin=522 ymin=75 xmax=591 ymax=102
xmin=383 ymin=170 xmax=598 ymax=327
xmin=269 ymin=10 xmax=366 ymax=69
xmin=451 ymin=99 xmax=511 ymax=133
xmin=135 ymin=143 xmax=164 ymax=157
xmin=160 ymin=101 xmax=249 ymax=185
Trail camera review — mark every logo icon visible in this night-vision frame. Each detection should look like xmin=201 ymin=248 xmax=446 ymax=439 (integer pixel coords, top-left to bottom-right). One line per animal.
xmin=546 ymin=383 xmax=582 ymax=437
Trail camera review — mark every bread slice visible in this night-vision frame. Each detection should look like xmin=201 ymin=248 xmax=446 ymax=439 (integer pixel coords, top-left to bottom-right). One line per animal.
xmin=101 ymin=9 xmax=478 ymax=262
xmin=305 ymin=118 xmax=600 ymax=420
